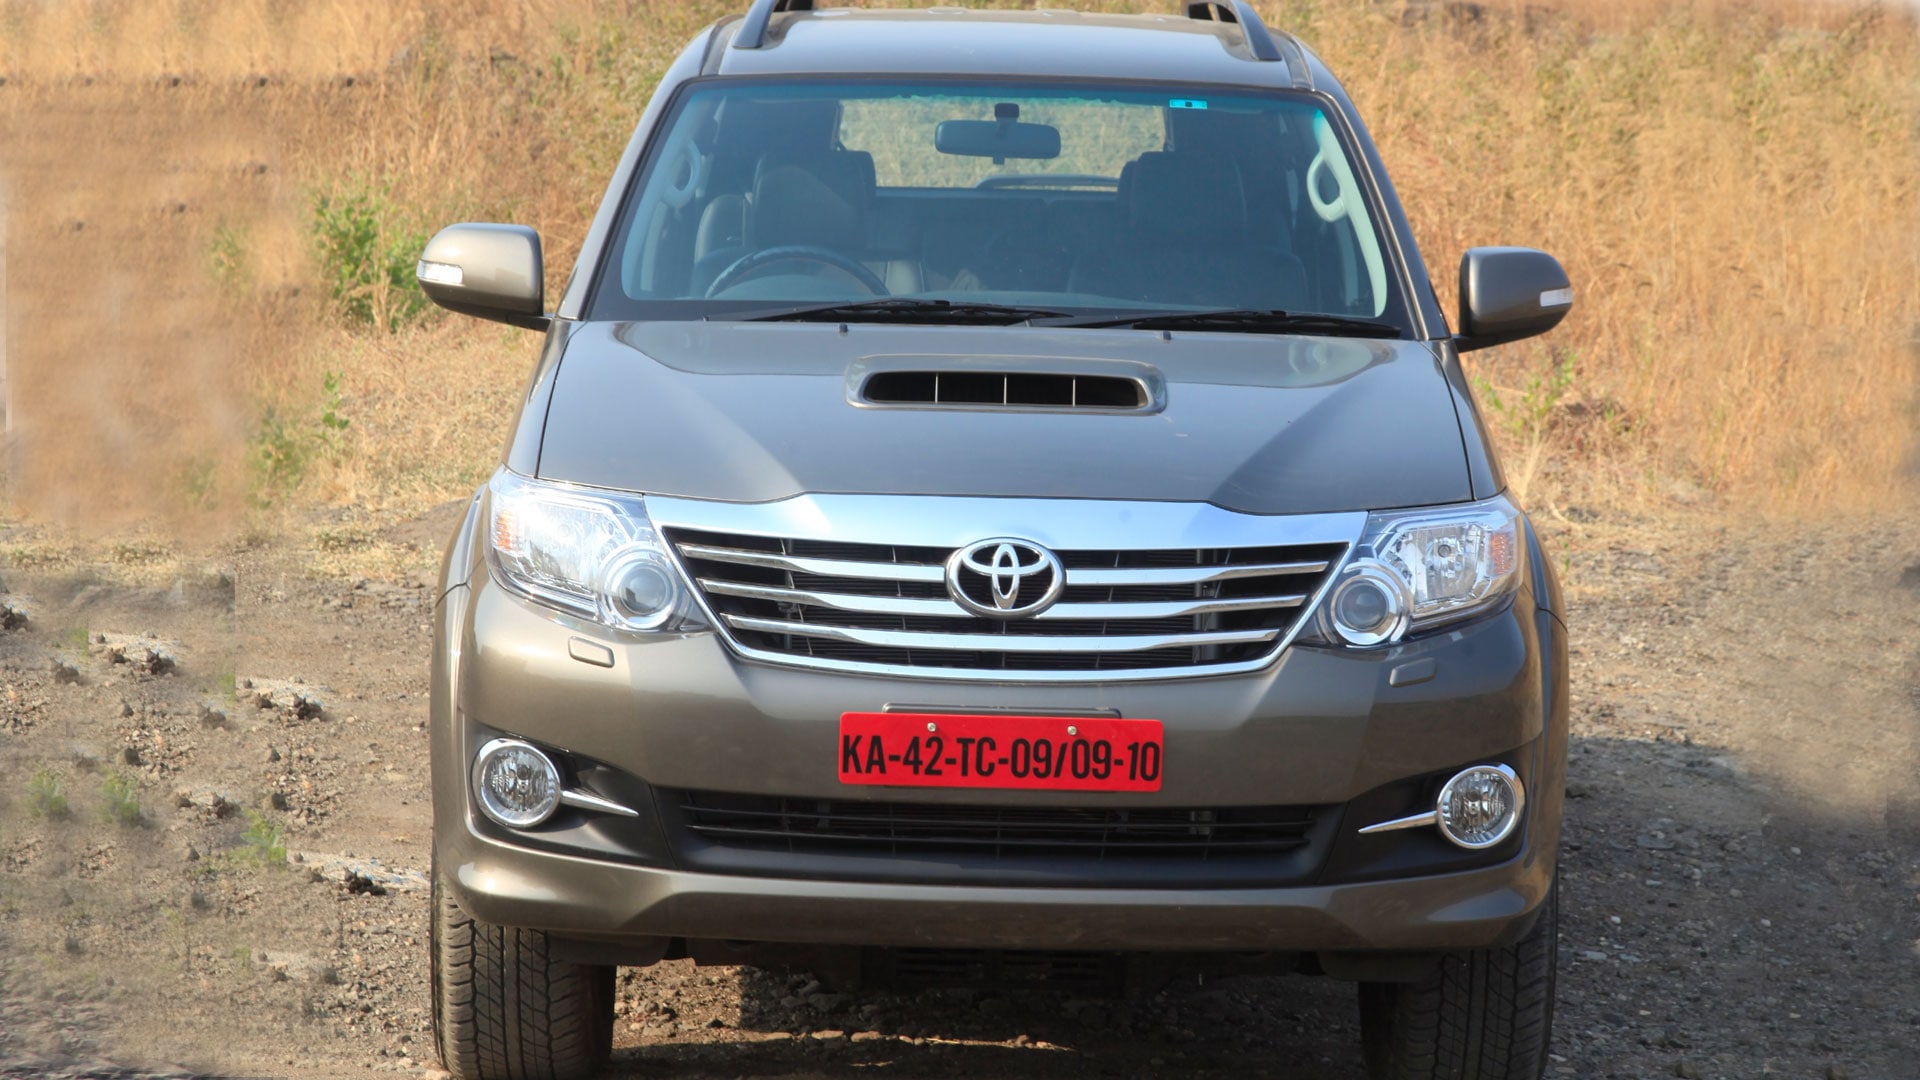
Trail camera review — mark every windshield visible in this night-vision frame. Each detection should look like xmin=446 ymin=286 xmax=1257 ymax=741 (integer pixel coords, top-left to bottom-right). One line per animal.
xmin=590 ymin=78 xmax=1408 ymax=329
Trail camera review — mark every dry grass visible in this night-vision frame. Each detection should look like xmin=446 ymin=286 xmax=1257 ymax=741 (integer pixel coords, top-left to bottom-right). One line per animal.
xmin=0 ymin=0 xmax=1914 ymax=544
xmin=1301 ymin=0 xmax=1920 ymax=513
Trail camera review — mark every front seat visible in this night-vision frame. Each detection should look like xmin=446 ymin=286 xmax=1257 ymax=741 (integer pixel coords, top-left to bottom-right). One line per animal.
xmin=694 ymin=150 xmax=903 ymax=295
xmin=1068 ymin=151 xmax=1305 ymax=310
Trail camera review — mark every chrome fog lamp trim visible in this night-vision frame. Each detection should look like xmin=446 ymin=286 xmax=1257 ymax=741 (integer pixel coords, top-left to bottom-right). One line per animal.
xmin=557 ymin=787 xmax=640 ymax=818
xmin=1355 ymin=763 xmax=1525 ymax=849
xmin=1434 ymin=763 xmax=1525 ymax=850
xmin=472 ymin=738 xmax=563 ymax=829
xmin=1356 ymin=809 xmax=1438 ymax=835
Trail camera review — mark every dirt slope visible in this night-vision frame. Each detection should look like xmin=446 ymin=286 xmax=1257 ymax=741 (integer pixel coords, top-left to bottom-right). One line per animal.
xmin=1 ymin=507 xmax=1916 ymax=1080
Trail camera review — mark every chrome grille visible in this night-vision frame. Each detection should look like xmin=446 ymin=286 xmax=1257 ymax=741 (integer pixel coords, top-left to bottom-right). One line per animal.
xmin=667 ymin=528 xmax=1346 ymax=678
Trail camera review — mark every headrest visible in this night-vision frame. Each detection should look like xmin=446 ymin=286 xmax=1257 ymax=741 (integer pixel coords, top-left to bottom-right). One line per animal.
xmin=1125 ymin=151 xmax=1248 ymax=243
xmin=755 ymin=150 xmax=875 ymax=206
xmin=750 ymin=151 xmax=876 ymax=250
xmin=706 ymin=99 xmax=842 ymax=192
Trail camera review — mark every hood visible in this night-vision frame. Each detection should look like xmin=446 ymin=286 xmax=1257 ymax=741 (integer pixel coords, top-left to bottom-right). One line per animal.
xmin=534 ymin=321 xmax=1471 ymax=515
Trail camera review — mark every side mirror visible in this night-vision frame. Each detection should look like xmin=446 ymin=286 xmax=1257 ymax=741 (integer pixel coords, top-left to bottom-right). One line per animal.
xmin=416 ymin=223 xmax=548 ymax=331
xmin=1456 ymin=247 xmax=1571 ymax=352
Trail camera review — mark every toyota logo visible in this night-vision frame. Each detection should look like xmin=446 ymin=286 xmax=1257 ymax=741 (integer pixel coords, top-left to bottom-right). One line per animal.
xmin=945 ymin=538 xmax=1065 ymax=619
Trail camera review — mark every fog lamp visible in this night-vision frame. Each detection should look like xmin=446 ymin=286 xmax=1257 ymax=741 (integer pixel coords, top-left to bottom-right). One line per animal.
xmin=1435 ymin=764 xmax=1524 ymax=850
xmin=472 ymin=738 xmax=561 ymax=829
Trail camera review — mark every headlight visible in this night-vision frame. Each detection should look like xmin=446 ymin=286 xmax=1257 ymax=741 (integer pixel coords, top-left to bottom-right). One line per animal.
xmin=1317 ymin=493 xmax=1522 ymax=647
xmin=486 ymin=469 xmax=707 ymax=633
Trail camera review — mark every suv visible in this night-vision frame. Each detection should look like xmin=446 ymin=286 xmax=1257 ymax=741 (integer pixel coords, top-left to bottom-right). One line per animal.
xmin=417 ymin=2 xmax=1572 ymax=1077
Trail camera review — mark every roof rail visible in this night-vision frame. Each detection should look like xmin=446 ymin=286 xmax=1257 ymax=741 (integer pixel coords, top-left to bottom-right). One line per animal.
xmin=1183 ymin=1 xmax=1283 ymax=62
xmin=734 ymin=0 xmax=813 ymax=50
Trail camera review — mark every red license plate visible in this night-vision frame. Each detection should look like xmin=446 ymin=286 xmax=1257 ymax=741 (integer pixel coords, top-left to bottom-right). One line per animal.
xmin=838 ymin=712 xmax=1163 ymax=792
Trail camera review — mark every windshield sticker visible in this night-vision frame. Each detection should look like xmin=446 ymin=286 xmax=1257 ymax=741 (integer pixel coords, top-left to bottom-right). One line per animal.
xmin=1168 ymin=99 xmax=1208 ymax=110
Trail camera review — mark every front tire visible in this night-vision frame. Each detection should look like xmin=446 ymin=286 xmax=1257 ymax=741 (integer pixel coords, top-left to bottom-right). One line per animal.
xmin=432 ymin=860 xmax=615 ymax=1080
xmin=1358 ymin=874 xmax=1559 ymax=1080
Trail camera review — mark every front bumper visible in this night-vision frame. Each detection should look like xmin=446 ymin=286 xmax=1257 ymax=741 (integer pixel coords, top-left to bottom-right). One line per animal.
xmin=438 ymin=811 xmax=1552 ymax=951
xmin=430 ymin=541 xmax=1569 ymax=954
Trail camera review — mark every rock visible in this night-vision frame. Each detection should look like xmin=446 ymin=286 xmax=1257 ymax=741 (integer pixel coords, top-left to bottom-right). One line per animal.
xmin=198 ymin=704 xmax=229 ymax=729
xmin=0 ymin=601 xmax=27 ymax=630
xmin=850 ymin=1030 xmax=882 ymax=1042
xmin=51 ymin=658 xmax=82 ymax=684
xmin=238 ymin=677 xmax=327 ymax=721
xmin=343 ymin=871 xmax=389 ymax=897
xmin=121 ymin=746 xmax=142 ymax=766
xmin=292 ymin=851 xmax=429 ymax=893
xmin=809 ymin=1029 xmax=845 ymax=1040
xmin=266 ymin=746 xmax=281 ymax=762
xmin=269 ymin=791 xmax=290 ymax=811
xmin=186 ymin=791 xmax=235 ymax=819
xmin=90 ymin=633 xmax=178 ymax=675
xmin=1826 ymin=1066 xmax=1848 ymax=1080
xmin=1675 ymin=1063 xmax=1702 ymax=1079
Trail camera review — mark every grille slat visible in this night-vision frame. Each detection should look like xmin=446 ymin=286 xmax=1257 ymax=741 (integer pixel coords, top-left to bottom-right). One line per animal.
xmin=676 ymin=791 xmax=1323 ymax=859
xmin=1067 ymin=560 xmax=1328 ymax=586
xmin=722 ymin=614 xmax=1280 ymax=653
xmin=700 ymin=578 xmax=1306 ymax=620
xmin=669 ymin=527 xmax=1347 ymax=678
xmin=678 ymin=542 xmax=948 ymax=582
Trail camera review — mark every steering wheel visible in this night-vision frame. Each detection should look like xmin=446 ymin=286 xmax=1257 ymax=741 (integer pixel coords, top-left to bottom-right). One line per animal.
xmin=704 ymin=245 xmax=889 ymax=299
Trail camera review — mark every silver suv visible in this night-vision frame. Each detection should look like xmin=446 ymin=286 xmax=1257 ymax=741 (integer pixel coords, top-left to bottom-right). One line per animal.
xmin=417 ymin=3 xmax=1573 ymax=1078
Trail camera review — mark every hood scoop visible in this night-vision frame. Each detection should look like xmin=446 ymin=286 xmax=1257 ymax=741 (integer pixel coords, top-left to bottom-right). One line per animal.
xmin=850 ymin=357 xmax=1164 ymax=414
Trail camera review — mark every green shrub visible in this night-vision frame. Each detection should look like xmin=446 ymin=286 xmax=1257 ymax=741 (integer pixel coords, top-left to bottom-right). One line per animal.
xmin=29 ymin=768 xmax=67 ymax=819
xmin=239 ymin=810 xmax=287 ymax=867
xmin=319 ymin=370 xmax=351 ymax=442
xmin=311 ymin=181 xmax=430 ymax=332
xmin=249 ymin=406 xmax=308 ymax=498
xmin=207 ymin=219 xmax=249 ymax=294
xmin=101 ymin=772 xmax=140 ymax=826
xmin=248 ymin=370 xmax=353 ymax=503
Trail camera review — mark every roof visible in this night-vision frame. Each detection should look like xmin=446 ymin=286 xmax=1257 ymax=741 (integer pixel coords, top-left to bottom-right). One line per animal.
xmin=710 ymin=7 xmax=1314 ymax=90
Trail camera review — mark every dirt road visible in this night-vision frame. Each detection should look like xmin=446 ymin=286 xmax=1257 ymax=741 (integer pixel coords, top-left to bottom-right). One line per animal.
xmin=2 ymin=505 xmax=1916 ymax=1079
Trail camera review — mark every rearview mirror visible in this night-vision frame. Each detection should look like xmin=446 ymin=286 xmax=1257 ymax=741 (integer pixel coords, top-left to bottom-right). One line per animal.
xmin=416 ymin=223 xmax=548 ymax=331
xmin=1455 ymin=247 xmax=1571 ymax=352
xmin=935 ymin=120 xmax=1061 ymax=162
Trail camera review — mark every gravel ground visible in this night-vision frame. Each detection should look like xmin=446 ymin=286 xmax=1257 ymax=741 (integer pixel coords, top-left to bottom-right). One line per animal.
xmin=1 ymin=504 xmax=1916 ymax=1079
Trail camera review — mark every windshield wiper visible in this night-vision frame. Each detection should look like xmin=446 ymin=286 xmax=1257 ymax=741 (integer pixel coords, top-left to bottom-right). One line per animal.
xmin=1042 ymin=309 xmax=1404 ymax=338
xmin=723 ymin=298 xmax=1071 ymax=325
